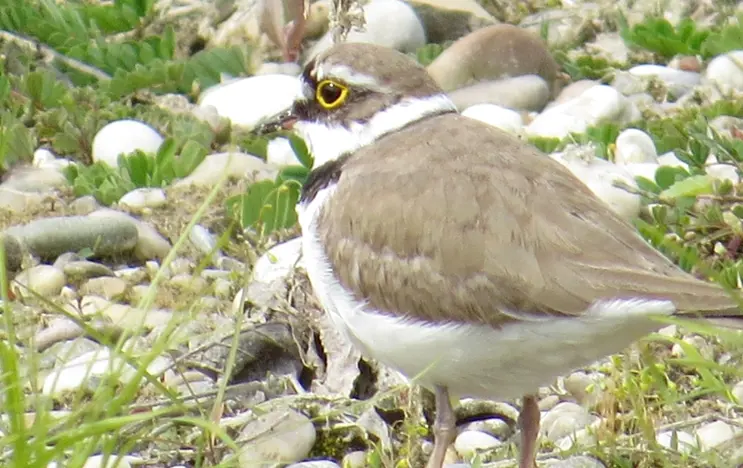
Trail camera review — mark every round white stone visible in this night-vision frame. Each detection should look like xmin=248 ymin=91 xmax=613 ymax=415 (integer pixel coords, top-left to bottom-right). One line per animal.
xmin=461 ymin=104 xmax=524 ymax=135
xmin=304 ymin=0 xmax=425 ymax=61
xmin=614 ymin=129 xmax=657 ymax=165
xmin=92 ymin=119 xmax=164 ymax=168
xmin=656 ymin=430 xmax=698 ymax=454
xmin=119 ymin=188 xmax=167 ymax=211
xmin=454 ymin=430 xmax=502 ymax=458
xmin=704 ymin=50 xmax=743 ymax=91
xmin=628 ymin=64 xmax=700 ymax=95
xmin=198 ymin=75 xmax=299 ymax=129
xmin=526 ymin=85 xmax=638 ymax=139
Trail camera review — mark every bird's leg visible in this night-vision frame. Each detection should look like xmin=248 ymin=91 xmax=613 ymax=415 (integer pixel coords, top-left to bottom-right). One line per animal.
xmin=518 ymin=394 xmax=540 ymax=468
xmin=426 ymin=385 xmax=456 ymax=468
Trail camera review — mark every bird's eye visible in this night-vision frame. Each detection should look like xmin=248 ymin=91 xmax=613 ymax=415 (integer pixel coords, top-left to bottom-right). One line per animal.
xmin=316 ymin=80 xmax=348 ymax=110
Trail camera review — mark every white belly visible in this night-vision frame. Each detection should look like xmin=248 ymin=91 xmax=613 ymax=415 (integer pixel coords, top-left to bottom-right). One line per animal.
xmin=297 ymin=186 xmax=676 ymax=399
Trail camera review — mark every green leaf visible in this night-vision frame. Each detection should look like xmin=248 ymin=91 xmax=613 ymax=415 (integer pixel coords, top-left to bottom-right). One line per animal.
xmin=654 ymin=165 xmax=689 ymax=190
xmin=226 ymin=179 xmax=300 ymax=236
xmin=635 ymin=175 xmax=661 ymax=194
xmin=176 ymin=140 xmax=207 ymax=178
xmin=278 ymin=165 xmax=310 ymax=186
xmin=660 ymin=175 xmax=715 ymax=200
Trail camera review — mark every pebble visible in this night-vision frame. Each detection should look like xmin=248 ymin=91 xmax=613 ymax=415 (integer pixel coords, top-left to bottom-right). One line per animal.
xmin=1 ymin=233 xmax=23 ymax=272
xmin=80 ymin=277 xmax=128 ymax=300
xmin=564 ymin=371 xmax=604 ymax=408
xmin=520 ymin=6 xmax=598 ymax=48
xmin=544 ymin=455 xmax=606 ymax=468
xmin=189 ymin=224 xmax=223 ymax=258
xmin=69 ymin=195 xmax=100 ymax=215
xmin=237 ymin=409 xmax=316 ymax=466
xmin=13 ymin=265 xmax=66 ymax=298
xmin=527 ymin=85 xmax=639 ymax=139
xmin=63 ymin=261 xmax=116 ymax=281
xmin=341 ymin=451 xmax=367 ymax=468
xmin=115 ymin=267 xmax=147 ymax=284
xmin=586 ymin=33 xmax=631 ymax=66
xmin=406 ymin=0 xmax=495 ymax=44
xmin=169 ymin=274 xmax=208 ymax=293
xmin=198 ymin=75 xmax=299 ymax=129
xmin=656 ymin=430 xmax=698 ymax=454
xmin=448 ymin=75 xmax=551 ymax=112
xmin=454 ymin=430 xmax=501 ymax=458
xmin=92 ymin=120 xmax=164 ymax=168
xmin=629 ymin=65 xmax=701 ymax=97
xmin=704 ymin=50 xmax=743 ymax=92
xmin=613 ymin=129 xmax=657 ymax=165
xmin=460 ymin=417 xmax=511 ymax=440
xmin=118 ymin=188 xmax=167 ymax=211
xmin=285 ymin=462 xmax=341 ymax=468
xmin=88 ymin=209 xmax=171 ymax=261
xmin=42 ymin=347 xmax=134 ymax=397
xmin=305 ymin=0 xmax=425 ymax=61
xmin=252 ymin=238 xmax=303 ymax=284
xmin=81 ymin=455 xmax=134 ymax=468
xmin=732 ymin=379 xmax=743 ymax=403
xmin=696 ymin=420 xmax=742 ymax=451
xmin=551 ymin=80 xmax=599 ymax=105
xmin=540 ymin=402 xmax=597 ymax=442
xmin=461 ymin=104 xmax=524 ymax=134
xmin=1 ymin=166 xmax=68 ymax=192
xmin=427 ymin=24 xmax=559 ymax=93
xmin=174 ymin=152 xmax=277 ymax=188
xmin=0 ymin=187 xmax=45 ymax=213
xmin=671 ymin=334 xmax=715 ymax=361
xmin=6 ymin=215 xmax=138 ymax=259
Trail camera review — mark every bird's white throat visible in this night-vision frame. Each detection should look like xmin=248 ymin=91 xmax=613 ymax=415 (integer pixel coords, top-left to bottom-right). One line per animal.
xmin=294 ymin=94 xmax=456 ymax=167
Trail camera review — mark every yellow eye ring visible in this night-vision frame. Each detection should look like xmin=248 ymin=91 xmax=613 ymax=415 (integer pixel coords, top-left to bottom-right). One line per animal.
xmin=316 ymin=80 xmax=348 ymax=110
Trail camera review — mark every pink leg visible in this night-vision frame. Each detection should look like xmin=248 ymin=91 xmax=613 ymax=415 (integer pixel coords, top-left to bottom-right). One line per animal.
xmin=518 ymin=394 xmax=540 ymax=468
xmin=426 ymin=385 xmax=456 ymax=468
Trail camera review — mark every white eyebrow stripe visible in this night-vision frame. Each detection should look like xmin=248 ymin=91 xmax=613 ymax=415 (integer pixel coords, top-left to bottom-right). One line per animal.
xmin=314 ymin=63 xmax=392 ymax=93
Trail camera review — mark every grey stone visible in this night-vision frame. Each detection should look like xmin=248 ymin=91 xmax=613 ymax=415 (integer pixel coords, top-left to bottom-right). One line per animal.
xmin=237 ymin=409 xmax=316 ymax=466
xmin=1 ymin=233 xmax=23 ymax=271
xmin=6 ymin=216 xmax=138 ymax=259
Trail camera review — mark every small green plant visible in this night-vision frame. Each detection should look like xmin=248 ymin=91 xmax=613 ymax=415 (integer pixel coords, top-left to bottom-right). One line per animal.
xmin=620 ymin=13 xmax=743 ymax=60
xmin=225 ymin=134 xmax=312 ymax=238
xmin=414 ymin=42 xmax=451 ymax=66
xmin=64 ymin=137 xmax=208 ymax=205
xmin=528 ymin=123 xmax=621 ymax=159
xmin=620 ymin=16 xmax=709 ymax=60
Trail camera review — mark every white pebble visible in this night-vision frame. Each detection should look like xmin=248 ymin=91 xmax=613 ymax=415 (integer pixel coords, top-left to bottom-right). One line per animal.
xmin=696 ymin=420 xmax=742 ymax=451
xmin=174 ymin=152 xmax=276 ymax=188
xmin=454 ymin=430 xmax=501 ymax=458
xmin=629 ymin=64 xmax=700 ymax=96
xmin=198 ymin=75 xmax=299 ymax=129
xmin=704 ymin=50 xmax=743 ymax=91
xmin=252 ymin=238 xmax=304 ymax=284
xmin=305 ymin=0 xmax=425 ymax=61
xmin=92 ymin=120 xmax=164 ymax=168
xmin=42 ymin=348 xmax=133 ymax=397
xmin=657 ymin=152 xmax=689 ymax=169
xmin=33 ymin=148 xmax=56 ymax=167
xmin=13 ymin=265 xmax=66 ymax=298
xmin=656 ymin=430 xmax=698 ymax=454
xmin=461 ymin=104 xmax=524 ymax=135
xmin=614 ymin=129 xmax=657 ymax=165
xmin=527 ymin=85 xmax=638 ymax=139
xmin=118 ymin=188 xmax=167 ymax=211
xmin=540 ymin=402 xmax=597 ymax=442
